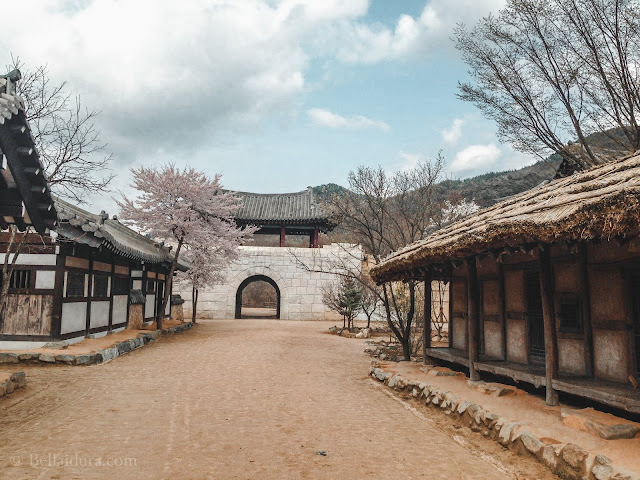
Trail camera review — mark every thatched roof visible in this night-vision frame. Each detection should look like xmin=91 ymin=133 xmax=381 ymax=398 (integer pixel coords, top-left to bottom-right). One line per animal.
xmin=370 ymin=151 xmax=640 ymax=283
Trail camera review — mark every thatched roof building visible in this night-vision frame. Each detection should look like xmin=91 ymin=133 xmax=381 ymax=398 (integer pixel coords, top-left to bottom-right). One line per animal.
xmin=371 ymin=151 xmax=640 ymax=284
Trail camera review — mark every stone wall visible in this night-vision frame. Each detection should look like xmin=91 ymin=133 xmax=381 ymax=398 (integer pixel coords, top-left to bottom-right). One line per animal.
xmin=177 ymin=243 xmax=362 ymax=320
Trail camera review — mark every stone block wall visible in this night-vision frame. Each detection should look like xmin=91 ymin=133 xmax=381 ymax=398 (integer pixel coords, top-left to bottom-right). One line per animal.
xmin=177 ymin=243 xmax=362 ymax=320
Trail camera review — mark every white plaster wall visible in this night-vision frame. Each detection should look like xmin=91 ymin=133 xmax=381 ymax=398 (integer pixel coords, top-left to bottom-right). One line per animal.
xmin=90 ymin=301 xmax=110 ymax=328
xmin=112 ymin=295 xmax=128 ymax=325
xmin=145 ymin=294 xmax=155 ymax=318
xmin=177 ymin=243 xmax=362 ymax=320
xmin=61 ymin=303 xmax=87 ymax=334
xmin=35 ymin=270 xmax=56 ymax=289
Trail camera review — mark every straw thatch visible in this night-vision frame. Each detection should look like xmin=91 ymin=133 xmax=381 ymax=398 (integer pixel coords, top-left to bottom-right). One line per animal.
xmin=370 ymin=151 xmax=640 ymax=283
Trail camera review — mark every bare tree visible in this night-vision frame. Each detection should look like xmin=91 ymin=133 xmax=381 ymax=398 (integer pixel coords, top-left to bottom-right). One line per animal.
xmin=359 ymin=273 xmax=380 ymax=329
xmin=455 ymin=0 xmax=640 ymax=174
xmin=10 ymin=58 xmax=114 ymax=202
xmin=322 ymin=277 xmax=362 ymax=331
xmin=297 ymin=156 xmax=444 ymax=360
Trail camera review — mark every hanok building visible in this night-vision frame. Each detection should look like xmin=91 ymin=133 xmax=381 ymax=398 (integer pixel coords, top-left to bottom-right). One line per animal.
xmin=0 ymin=70 xmax=57 ymax=234
xmin=0 ymin=198 xmax=189 ymax=349
xmin=233 ymin=187 xmax=334 ymax=248
xmin=370 ymin=153 xmax=640 ymax=414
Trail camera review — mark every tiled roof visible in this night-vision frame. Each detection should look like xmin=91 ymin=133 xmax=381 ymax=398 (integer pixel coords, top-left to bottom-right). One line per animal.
xmin=234 ymin=187 xmax=329 ymax=225
xmin=0 ymin=70 xmax=57 ymax=234
xmin=55 ymin=198 xmax=190 ymax=270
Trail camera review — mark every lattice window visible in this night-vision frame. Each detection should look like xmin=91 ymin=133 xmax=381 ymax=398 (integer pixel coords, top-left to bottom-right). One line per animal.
xmin=6 ymin=269 xmax=31 ymax=290
xmin=146 ymin=279 xmax=155 ymax=293
xmin=112 ymin=276 xmax=129 ymax=295
xmin=66 ymin=272 xmax=85 ymax=297
xmin=558 ymin=293 xmax=582 ymax=333
xmin=93 ymin=274 xmax=109 ymax=298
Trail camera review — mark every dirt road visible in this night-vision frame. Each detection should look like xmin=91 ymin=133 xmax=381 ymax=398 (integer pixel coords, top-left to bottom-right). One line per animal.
xmin=0 ymin=320 xmax=556 ymax=479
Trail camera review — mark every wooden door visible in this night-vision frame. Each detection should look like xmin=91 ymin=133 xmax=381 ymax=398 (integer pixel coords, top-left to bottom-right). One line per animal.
xmin=525 ymin=271 xmax=545 ymax=364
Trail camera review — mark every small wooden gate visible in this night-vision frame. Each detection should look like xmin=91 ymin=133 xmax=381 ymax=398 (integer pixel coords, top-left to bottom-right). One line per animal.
xmin=525 ymin=271 xmax=545 ymax=364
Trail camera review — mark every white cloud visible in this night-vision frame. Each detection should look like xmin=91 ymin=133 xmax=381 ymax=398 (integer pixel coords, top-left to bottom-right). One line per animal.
xmin=442 ymin=118 xmax=464 ymax=145
xmin=307 ymin=108 xmax=390 ymax=131
xmin=450 ymin=143 xmax=501 ymax=174
xmin=335 ymin=0 xmax=505 ymax=63
xmin=0 ymin=0 xmax=371 ymax=165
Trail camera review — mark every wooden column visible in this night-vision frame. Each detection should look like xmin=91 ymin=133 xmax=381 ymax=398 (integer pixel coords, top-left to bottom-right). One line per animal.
xmin=312 ymin=228 xmax=319 ymax=248
xmin=498 ymin=263 xmax=507 ymax=361
xmin=579 ymin=243 xmax=594 ymax=377
xmin=539 ymin=244 xmax=559 ymax=406
xmin=50 ymin=254 xmax=65 ymax=340
xmin=423 ymin=270 xmax=433 ymax=364
xmin=85 ymin=253 xmax=93 ymax=337
xmin=467 ymin=257 xmax=481 ymax=381
xmin=107 ymin=259 xmax=115 ymax=331
xmin=280 ymin=226 xmax=286 ymax=247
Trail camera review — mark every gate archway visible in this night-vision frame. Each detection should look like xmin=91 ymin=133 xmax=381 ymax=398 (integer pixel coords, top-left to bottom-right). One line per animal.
xmin=235 ymin=275 xmax=281 ymax=319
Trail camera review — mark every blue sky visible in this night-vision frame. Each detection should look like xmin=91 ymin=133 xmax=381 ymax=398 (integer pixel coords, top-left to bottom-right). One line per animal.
xmin=2 ymin=0 xmax=533 ymax=213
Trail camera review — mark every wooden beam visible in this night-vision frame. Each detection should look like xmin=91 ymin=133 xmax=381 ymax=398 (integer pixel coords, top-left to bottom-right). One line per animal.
xmin=539 ymin=243 xmax=559 ymax=406
xmin=423 ymin=270 xmax=433 ymax=364
xmin=468 ymin=256 xmax=481 ymax=381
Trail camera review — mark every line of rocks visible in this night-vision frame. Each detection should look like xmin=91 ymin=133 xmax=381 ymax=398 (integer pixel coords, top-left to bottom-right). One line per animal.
xmin=370 ymin=365 xmax=639 ymax=480
xmin=0 ymin=372 xmax=26 ymax=398
xmin=0 ymin=323 xmax=195 ymax=366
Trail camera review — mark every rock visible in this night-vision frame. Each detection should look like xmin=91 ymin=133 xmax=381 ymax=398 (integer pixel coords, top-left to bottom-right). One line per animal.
xmin=5 ymin=380 xmax=15 ymax=394
xmin=466 ymin=403 xmax=485 ymax=428
xmin=43 ymin=341 xmax=69 ymax=350
xmin=456 ymin=400 xmax=472 ymax=416
xmin=75 ymin=354 xmax=100 ymax=366
xmin=562 ymin=407 xmax=640 ymax=440
xmin=17 ymin=353 xmax=39 ymax=361
xmin=9 ymin=372 xmax=26 ymax=388
xmin=484 ymin=413 xmax=500 ymax=429
xmin=374 ymin=370 xmax=391 ymax=382
xmin=54 ymin=354 xmax=76 ymax=364
xmin=412 ymin=387 xmax=419 ymax=398
xmin=328 ymin=326 xmax=337 ymax=333
xmin=99 ymin=346 xmax=119 ymax=362
xmin=38 ymin=354 xmax=56 ymax=363
xmin=467 ymin=380 xmax=514 ymax=396
xmin=516 ymin=431 xmax=544 ymax=458
xmin=0 ymin=352 xmax=19 ymax=363
xmin=117 ymin=341 xmax=132 ymax=354
xmin=591 ymin=455 xmax=614 ymax=480
xmin=498 ymin=422 xmax=520 ymax=447
xmin=0 ymin=382 xmax=6 ymax=396
xmin=542 ymin=445 xmax=559 ymax=471
xmin=561 ymin=443 xmax=588 ymax=473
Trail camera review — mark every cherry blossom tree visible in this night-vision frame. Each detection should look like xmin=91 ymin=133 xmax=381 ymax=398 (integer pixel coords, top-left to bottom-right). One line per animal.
xmin=118 ymin=164 xmax=252 ymax=329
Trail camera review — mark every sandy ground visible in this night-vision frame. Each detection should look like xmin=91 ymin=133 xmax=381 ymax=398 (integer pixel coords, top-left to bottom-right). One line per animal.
xmin=0 ymin=320 xmax=557 ymax=480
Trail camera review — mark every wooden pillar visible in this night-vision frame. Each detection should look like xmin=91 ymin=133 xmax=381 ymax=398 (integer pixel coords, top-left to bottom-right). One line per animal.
xmin=50 ymin=254 xmax=65 ymax=340
xmin=85 ymin=252 xmax=93 ymax=337
xmin=467 ymin=257 xmax=481 ymax=381
xmin=539 ymin=244 xmax=559 ymax=406
xmin=498 ymin=263 xmax=507 ymax=361
xmin=423 ymin=270 xmax=433 ymax=364
xmin=312 ymin=228 xmax=319 ymax=248
xmin=107 ymin=259 xmax=115 ymax=331
xmin=579 ymin=243 xmax=594 ymax=377
xmin=280 ymin=226 xmax=286 ymax=247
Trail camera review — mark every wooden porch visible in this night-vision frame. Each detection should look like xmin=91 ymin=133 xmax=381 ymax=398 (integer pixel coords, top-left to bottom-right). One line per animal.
xmin=426 ymin=347 xmax=640 ymax=415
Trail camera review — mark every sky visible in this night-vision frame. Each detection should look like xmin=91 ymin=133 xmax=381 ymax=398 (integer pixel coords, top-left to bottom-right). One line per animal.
xmin=1 ymin=0 xmax=536 ymax=214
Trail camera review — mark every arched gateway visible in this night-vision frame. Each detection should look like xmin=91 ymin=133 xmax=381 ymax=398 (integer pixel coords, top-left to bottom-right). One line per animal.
xmin=235 ymin=275 xmax=281 ymax=319
xmin=178 ymin=188 xmax=362 ymax=320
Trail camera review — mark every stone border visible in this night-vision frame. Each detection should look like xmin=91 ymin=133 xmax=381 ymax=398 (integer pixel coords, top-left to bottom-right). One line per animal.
xmin=0 ymin=323 xmax=195 ymax=366
xmin=370 ymin=365 xmax=639 ymax=480
xmin=1 ymin=372 xmax=27 ymax=398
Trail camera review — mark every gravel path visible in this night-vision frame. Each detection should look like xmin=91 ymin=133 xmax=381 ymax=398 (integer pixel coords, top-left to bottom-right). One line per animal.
xmin=0 ymin=320 xmax=556 ymax=479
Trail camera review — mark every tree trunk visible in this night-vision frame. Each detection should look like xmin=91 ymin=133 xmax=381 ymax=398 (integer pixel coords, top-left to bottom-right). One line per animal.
xmin=400 ymin=337 xmax=411 ymax=362
xmin=366 ymin=315 xmax=371 ymax=329
xmin=191 ymin=286 xmax=198 ymax=323
xmin=157 ymin=238 xmax=183 ymax=330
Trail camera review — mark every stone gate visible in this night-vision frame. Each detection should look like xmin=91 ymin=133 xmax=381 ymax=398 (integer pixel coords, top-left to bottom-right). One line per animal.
xmin=178 ymin=188 xmax=362 ymax=320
